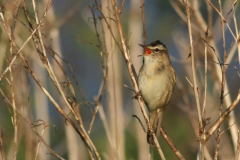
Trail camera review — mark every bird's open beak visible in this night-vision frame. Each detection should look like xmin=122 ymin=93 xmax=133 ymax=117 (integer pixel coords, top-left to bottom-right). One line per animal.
xmin=138 ymin=44 xmax=151 ymax=57
xmin=138 ymin=44 xmax=146 ymax=48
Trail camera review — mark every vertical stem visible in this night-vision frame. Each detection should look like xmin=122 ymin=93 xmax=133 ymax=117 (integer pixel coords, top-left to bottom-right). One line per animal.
xmin=102 ymin=1 xmax=124 ymax=159
xmin=232 ymin=1 xmax=240 ymax=66
xmin=140 ymin=0 xmax=146 ymax=45
xmin=130 ymin=0 xmax=149 ymax=159
xmin=185 ymin=1 xmax=202 ymax=129
xmin=201 ymin=22 xmax=209 ymax=160
xmin=214 ymin=0 xmax=227 ymax=159
xmin=236 ymin=129 xmax=240 ymax=160
xmin=9 ymin=36 xmax=18 ymax=160
xmin=109 ymin=0 xmax=166 ymax=159
xmin=185 ymin=1 xmax=204 ymax=159
xmin=0 ymin=124 xmax=5 ymax=160
xmin=35 ymin=126 xmax=45 ymax=160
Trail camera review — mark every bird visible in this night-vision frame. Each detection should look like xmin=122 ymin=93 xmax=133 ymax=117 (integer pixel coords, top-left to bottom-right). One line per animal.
xmin=137 ymin=40 xmax=176 ymax=146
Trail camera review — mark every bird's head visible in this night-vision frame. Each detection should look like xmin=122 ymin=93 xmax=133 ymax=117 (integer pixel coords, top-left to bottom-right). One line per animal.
xmin=138 ymin=40 xmax=170 ymax=64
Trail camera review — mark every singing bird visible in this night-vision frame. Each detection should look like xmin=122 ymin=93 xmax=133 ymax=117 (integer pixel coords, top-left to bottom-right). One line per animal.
xmin=138 ymin=40 xmax=176 ymax=145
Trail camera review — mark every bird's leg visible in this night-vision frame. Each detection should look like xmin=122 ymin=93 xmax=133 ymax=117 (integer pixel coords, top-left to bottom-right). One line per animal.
xmin=132 ymin=90 xmax=142 ymax=99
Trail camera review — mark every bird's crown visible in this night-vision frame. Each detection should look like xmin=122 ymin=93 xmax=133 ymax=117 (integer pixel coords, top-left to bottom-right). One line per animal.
xmin=147 ymin=40 xmax=167 ymax=51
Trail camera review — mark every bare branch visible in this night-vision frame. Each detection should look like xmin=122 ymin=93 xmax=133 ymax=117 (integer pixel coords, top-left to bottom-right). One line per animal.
xmin=140 ymin=0 xmax=146 ymax=45
xmin=206 ymin=89 xmax=240 ymax=141
xmin=0 ymin=88 xmax=65 ymax=160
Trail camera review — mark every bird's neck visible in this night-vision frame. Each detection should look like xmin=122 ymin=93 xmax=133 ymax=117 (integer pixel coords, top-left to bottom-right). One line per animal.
xmin=144 ymin=56 xmax=171 ymax=67
xmin=142 ymin=57 xmax=171 ymax=75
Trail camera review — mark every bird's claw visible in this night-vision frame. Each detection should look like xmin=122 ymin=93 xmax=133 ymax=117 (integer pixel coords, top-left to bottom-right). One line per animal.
xmin=132 ymin=91 xmax=142 ymax=99
xmin=147 ymin=129 xmax=154 ymax=135
xmin=147 ymin=129 xmax=156 ymax=146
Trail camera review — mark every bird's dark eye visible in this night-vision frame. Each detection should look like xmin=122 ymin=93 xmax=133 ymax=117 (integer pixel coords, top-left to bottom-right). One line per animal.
xmin=155 ymin=48 xmax=160 ymax=52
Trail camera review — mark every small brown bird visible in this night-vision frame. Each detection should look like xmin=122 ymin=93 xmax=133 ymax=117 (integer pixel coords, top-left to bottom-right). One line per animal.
xmin=138 ymin=40 xmax=176 ymax=146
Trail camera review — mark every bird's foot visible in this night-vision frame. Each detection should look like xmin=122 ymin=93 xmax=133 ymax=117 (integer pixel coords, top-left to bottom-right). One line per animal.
xmin=132 ymin=91 xmax=142 ymax=99
xmin=147 ymin=129 xmax=156 ymax=146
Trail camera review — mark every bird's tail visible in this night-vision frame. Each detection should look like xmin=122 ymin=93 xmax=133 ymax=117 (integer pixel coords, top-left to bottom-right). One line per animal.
xmin=147 ymin=110 xmax=163 ymax=146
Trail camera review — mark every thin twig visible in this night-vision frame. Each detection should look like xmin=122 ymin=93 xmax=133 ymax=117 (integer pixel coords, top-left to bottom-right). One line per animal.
xmin=206 ymin=89 xmax=240 ymax=141
xmin=88 ymin=4 xmax=109 ymax=135
xmin=98 ymin=103 xmax=114 ymax=148
xmin=176 ymin=77 xmax=198 ymax=135
xmin=132 ymin=114 xmax=146 ymax=133
xmin=31 ymin=0 xmax=82 ymax=124
xmin=123 ymin=84 xmax=136 ymax=93
xmin=200 ymin=38 xmax=221 ymax=65
xmin=0 ymin=88 xmax=66 ymax=160
xmin=160 ymin=128 xmax=185 ymax=160
xmin=186 ymin=1 xmax=202 ymax=129
xmin=185 ymin=2 xmax=204 ymax=159
xmin=185 ymin=76 xmax=194 ymax=89
xmin=109 ymin=0 xmax=167 ymax=158
xmin=220 ymin=122 xmax=236 ymax=136
xmin=30 ymin=2 xmax=100 ymax=158
xmin=9 ymin=33 xmax=18 ymax=160
xmin=202 ymin=24 xmax=209 ymax=122
xmin=35 ymin=124 xmax=46 ymax=160
xmin=94 ymin=1 xmax=186 ymax=159
xmin=0 ymin=124 xmax=5 ymax=160
xmin=94 ymin=0 xmax=166 ymax=159
xmin=201 ymin=16 xmax=209 ymax=160
xmin=119 ymin=0 xmax=126 ymax=13
xmin=1 ymin=1 xmax=100 ymax=158
xmin=212 ymin=61 xmax=240 ymax=77
xmin=214 ymin=1 xmax=227 ymax=159
xmin=140 ymin=0 xmax=146 ymax=45
xmin=0 ymin=18 xmax=42 ymax=82
xmin=236 ymin=129 xmax=240 ymax=160
xmin=45 ymin=46 xmax=89 ymax=108
xmin=205 ymin=0 xmax=226 ymax=22
xmin=231 ymin=0 xmax=240 ymax=67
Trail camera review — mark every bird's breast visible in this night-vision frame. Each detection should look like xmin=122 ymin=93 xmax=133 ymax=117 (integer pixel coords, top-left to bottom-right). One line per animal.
xmin=138 ymin=66 xmax=175 ymax=112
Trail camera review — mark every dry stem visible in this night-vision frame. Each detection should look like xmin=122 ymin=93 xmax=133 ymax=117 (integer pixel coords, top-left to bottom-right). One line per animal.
xmin=0 ymin=1 xmax=100 ymax=159
xmin=185 ymin=0 xmax=203 ymax=132
xmin=94 ymin=0 xmax=167 ymax=159
xmin=140 ymin=0 xmax=146 ymax=45
xmin=206 ymin=89 xmax=240 ymax=141
xmin=236 ymin=129 xmax=240 ymax=160
xmin=214 ymin=1 xmax=227 ymax=159
xmin=160 ymin=128 xmax=185 ymax=160
xmin=0 ymin=124 xmax=5 ymax=160
xmin=88 ymin=5 xmax=109 ymax=135
xmin=9 ymin=34 xmax=18 ymax=160
xmin=0 ymin=89 xmax=65 ymax=160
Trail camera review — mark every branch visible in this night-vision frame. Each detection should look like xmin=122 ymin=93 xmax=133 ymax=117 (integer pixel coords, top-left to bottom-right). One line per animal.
xmin=160 ymin=128 xmax=185 ymax=160
xmin=140 ymin=0 xmax=146 ymax=45
xmin=214 ymin=1 xmax=227 ymax=158
xmin=0 ymin=89 xmax=65 ymax=160
xmin=185 ymin=0 xmax=203 ymax=130
xmin=205 ymin=89 xmax=240 ymax=141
